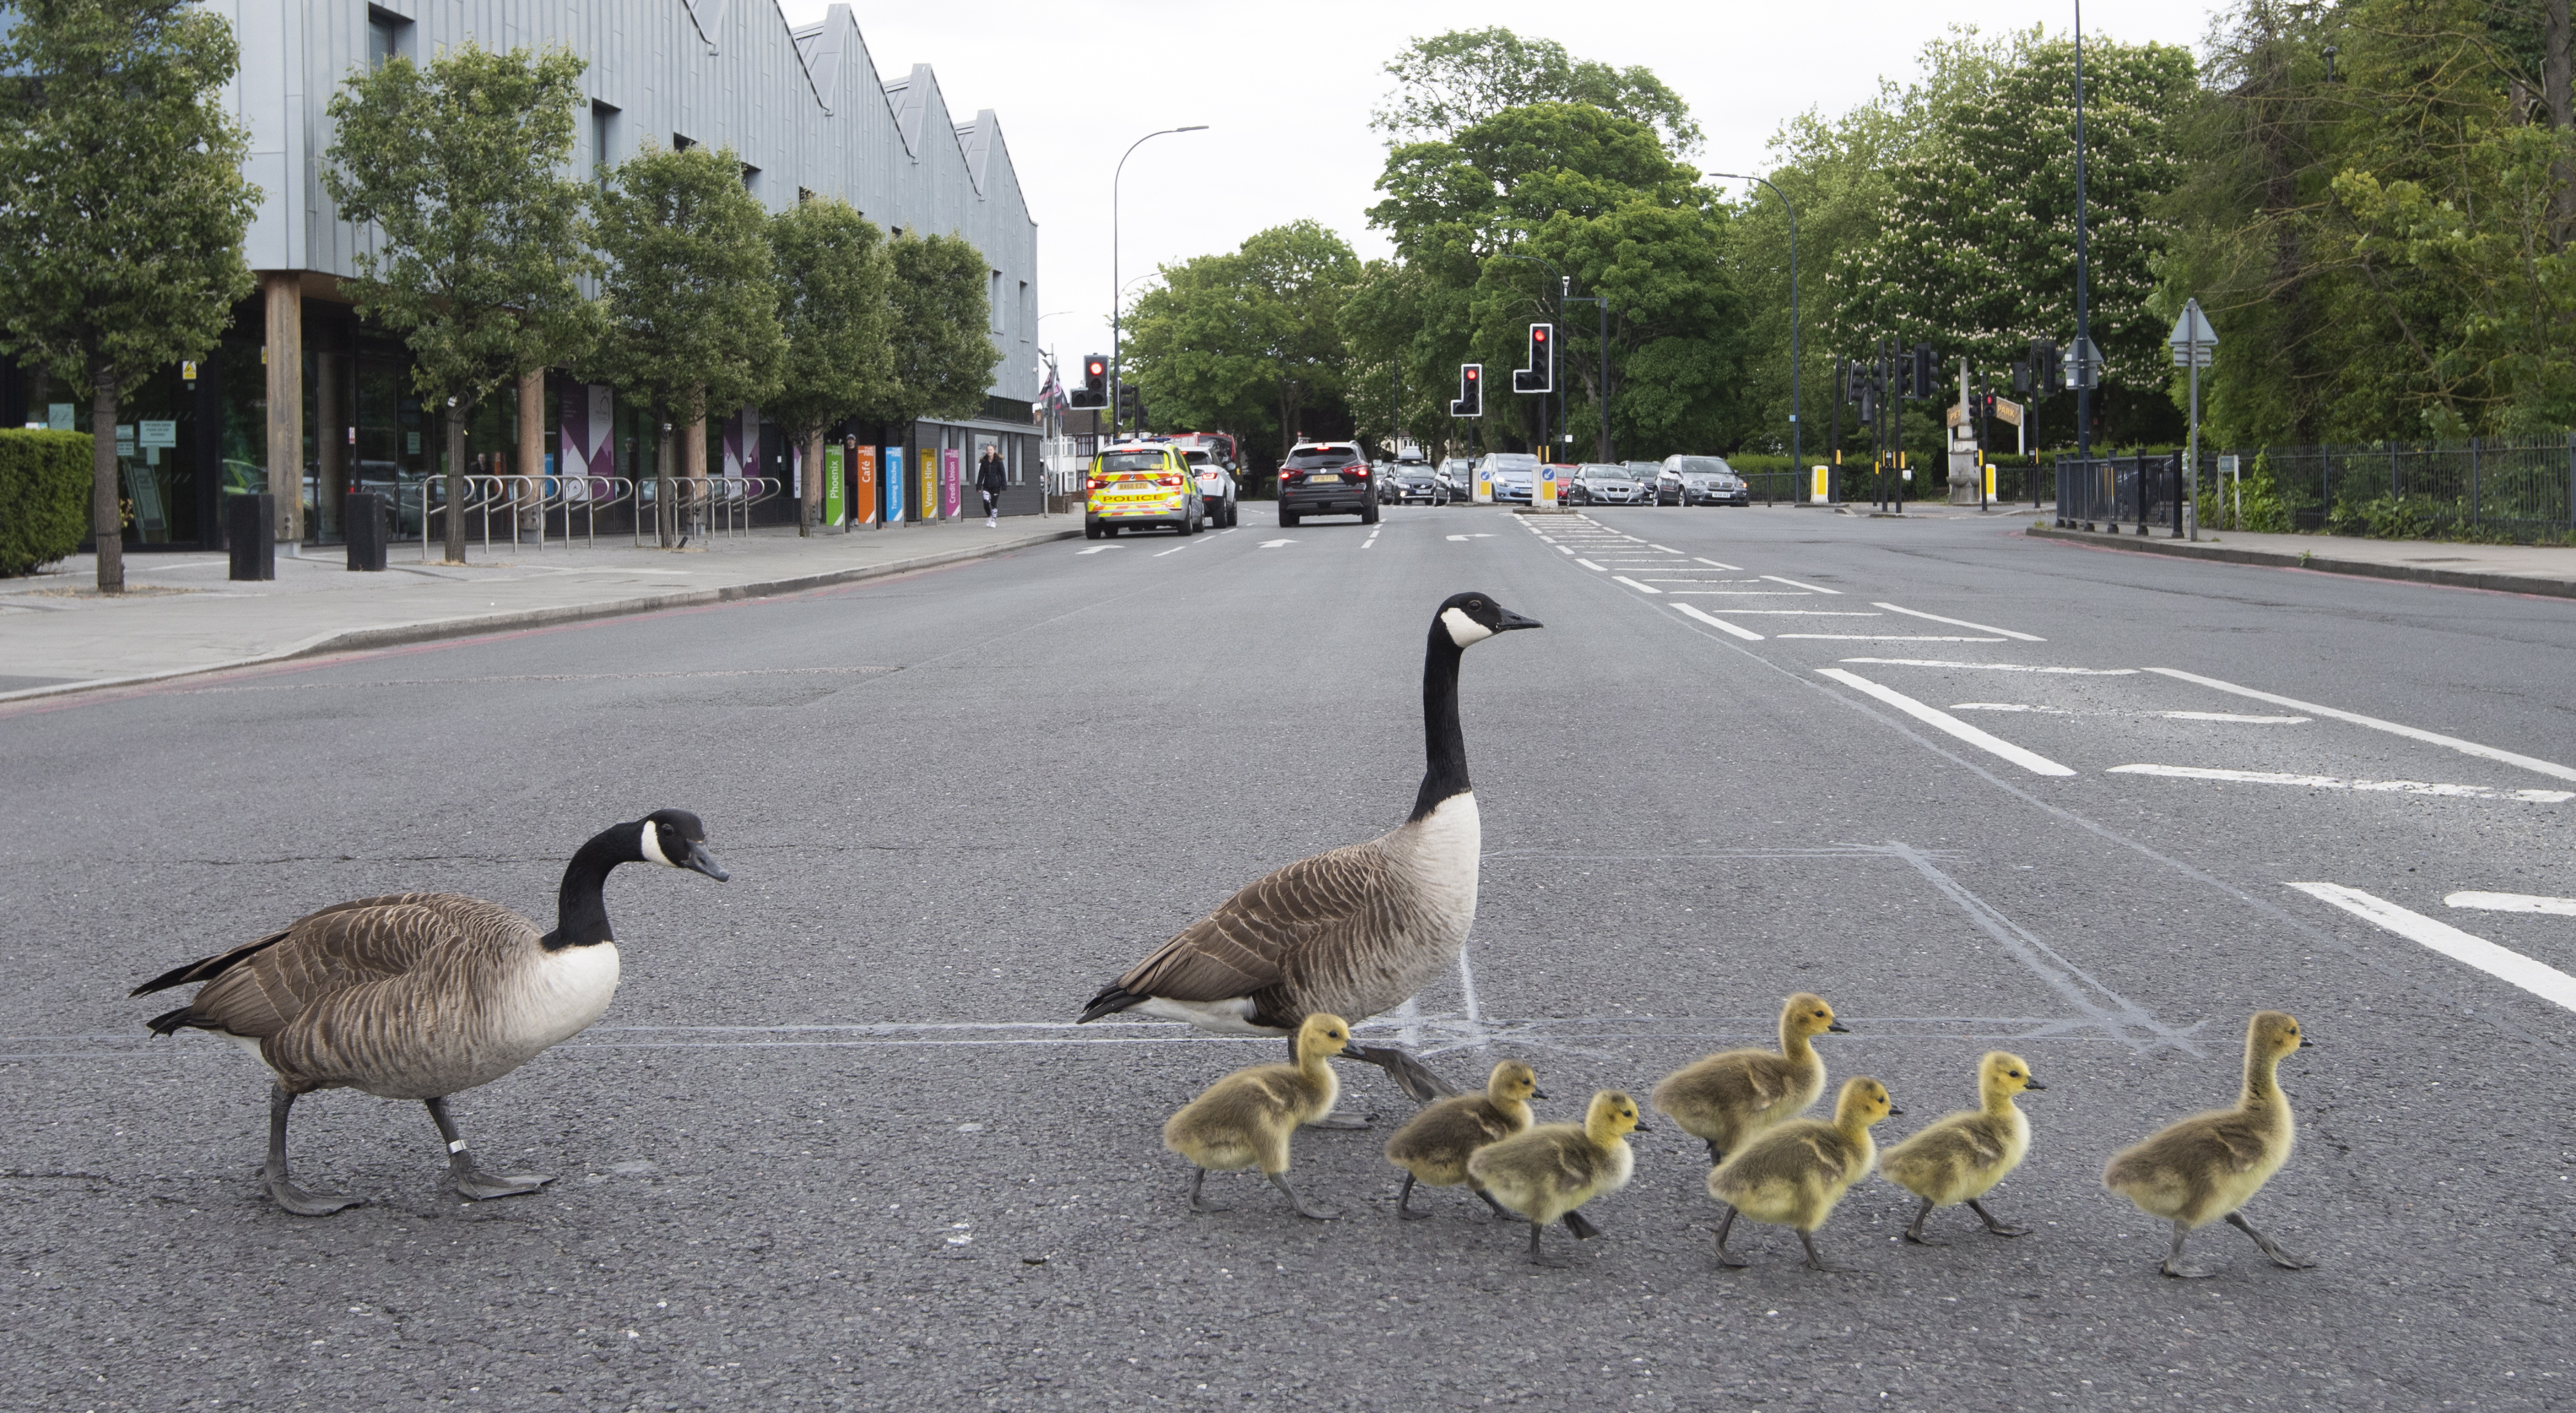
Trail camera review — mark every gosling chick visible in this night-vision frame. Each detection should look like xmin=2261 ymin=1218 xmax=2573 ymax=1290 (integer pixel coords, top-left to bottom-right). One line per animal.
xmin=1384 ymin=1059 xmax=1545 ymax=1221
xmin=1881 ymin=1051 xmax=2045 ymax=1246
xmin=1652 ymin=992 xmax=1847 ymax=1166
xmin=1707 ymin=1076 xmax=1899 ymax=1271
xmin=2104 ymin=1010 xmax=2316 ymax=1279
xmin=1163 ymin=1013 xmax=1362 ymax=1220
xmin=1466 ymin=1090 xmax=1648 ymax=1265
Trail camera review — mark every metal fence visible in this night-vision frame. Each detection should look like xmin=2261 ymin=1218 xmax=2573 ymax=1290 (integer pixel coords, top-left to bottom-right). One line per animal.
xmin=2057 ymin=453 xmax=2185 ymax=535
xmin=2224 ymin=437 xmax=2576 ymax=541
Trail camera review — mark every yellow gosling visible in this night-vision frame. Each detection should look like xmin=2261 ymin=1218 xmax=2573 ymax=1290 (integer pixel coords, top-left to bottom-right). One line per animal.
xmin=1651 ymin=993 xmax=1845 ymax=1166
xmin=1466 ymin=1090 xmax=1648 ymax=1265
xmin=1161 ymin=1014 xmax=1361 ymax=1219
xmin=1383 ymin=1059 xmax=1544 ymax=1221
xmin=1707 ymin=1076 xmax=1899 ymax=1271
xmin=1881 ymin=1051 xmax=2044 ymax=1246
xmin=2104 ymin=1011 xmax=2316 ymax=1279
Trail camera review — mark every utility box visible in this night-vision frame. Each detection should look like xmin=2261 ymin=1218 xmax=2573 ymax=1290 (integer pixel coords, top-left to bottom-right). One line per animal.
xmin=225 ymin=492 xmax=274 ymax=581
xmin=345 ymin=491 xmax=388 ymax=571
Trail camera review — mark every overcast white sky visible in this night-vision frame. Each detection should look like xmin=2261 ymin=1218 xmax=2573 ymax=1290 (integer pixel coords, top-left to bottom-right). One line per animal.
xmin=779 ymin=1 xmax=2218 ymax=381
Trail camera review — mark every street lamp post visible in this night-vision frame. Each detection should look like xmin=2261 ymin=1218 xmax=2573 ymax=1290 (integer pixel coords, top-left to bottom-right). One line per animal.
xmin=1112 ymin=125 xmax=1207 ymax=438
xmin=2074 ymin=1 xmax=2093 ymax=467
xmin=1712 ymin=172 xmax=1798 ymax=473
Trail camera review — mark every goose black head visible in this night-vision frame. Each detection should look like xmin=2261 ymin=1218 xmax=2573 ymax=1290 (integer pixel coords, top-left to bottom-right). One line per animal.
xmin=1435 ymin=591 xmax=1543 ymax=648
xmin=637 ymin=809 xmax=729 ymax=881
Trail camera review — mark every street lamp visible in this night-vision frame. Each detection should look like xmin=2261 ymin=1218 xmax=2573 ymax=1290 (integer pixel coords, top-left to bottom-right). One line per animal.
xmin=1712 ymin=172 xmax=1798 ymax=472
xmin=1113 ymin=125 xmax=1207 ymax=436
xmin=2074 ymin=0 xmax=2093 ymax=467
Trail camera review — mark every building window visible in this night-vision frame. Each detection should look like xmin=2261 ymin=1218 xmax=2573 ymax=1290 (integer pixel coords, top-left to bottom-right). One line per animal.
xmin=673 ymin=133 xmax=696 ymax=152
xmin=366 ymin=7 xmax=410 ymax=69
xmin=741 ymin=163 xmax=761 ymax=196
xmin=990 ymin=271 xmax=1004 ymax=334
xmin=1018 ymin=281 xmax=1031 ymax=342
xmin=591 ymin=102 xmax=620 ymax=185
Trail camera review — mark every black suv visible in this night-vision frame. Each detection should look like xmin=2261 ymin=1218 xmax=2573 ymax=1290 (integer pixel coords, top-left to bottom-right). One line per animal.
xmin=1277 ymin=442 xmax=1378 ymax=526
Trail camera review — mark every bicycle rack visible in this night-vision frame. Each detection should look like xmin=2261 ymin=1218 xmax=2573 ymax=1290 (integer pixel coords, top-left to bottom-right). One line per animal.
xmin=559 ymin=475 xmax=632 ymax=550
xmin=420 ymin=472 xmax=504 ymax=561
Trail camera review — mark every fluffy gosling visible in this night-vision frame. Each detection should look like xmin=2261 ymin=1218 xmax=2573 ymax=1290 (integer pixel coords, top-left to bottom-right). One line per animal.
xmin=1466 ymin=1090 xmax=1648 ymax=1265
xmin=1384 ymin=1059 xmax=1545 ymax=1221
xmin=2104 ymin=1010 xmax=2316 ymax=1278
xmin=1880 ymin=1051 xmax=2044 ymax=1246
xmin=1651 ymin=992 xmax=1846 ymax=1165
xmin=1162 ymin=1013 xmax=1363 ymax=1220
xmin=1707 ymin=1076 xmax=1899 ymax=1272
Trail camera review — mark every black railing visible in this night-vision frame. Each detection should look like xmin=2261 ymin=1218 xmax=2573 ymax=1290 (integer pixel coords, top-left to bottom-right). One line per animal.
xmin=2057 ymin=453 xmax=2183 ymax=535
xmin=2217 ymin=437 xmax=2576 ymax=541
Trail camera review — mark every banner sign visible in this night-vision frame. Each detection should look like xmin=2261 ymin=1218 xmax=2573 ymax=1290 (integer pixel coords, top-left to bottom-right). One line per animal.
xmin=884 ymin=446 xmax=905 ymax=522
xmin=854 ymin=445 xmax=878 ymax=525
xmin=822 ymin=445 xmax=844 ymax=526
xmin=919 ymin=448 xmax=937 ymax=521
xmin=940 ymin=448 xmax=963 ymax=519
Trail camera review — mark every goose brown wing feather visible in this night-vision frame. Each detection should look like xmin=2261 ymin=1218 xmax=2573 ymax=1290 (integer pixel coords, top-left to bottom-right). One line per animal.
xmin=1117 ymin=843 xmax=1393 ymax=1003
xmin=180 ymin=894 xmax=533 ymax=1043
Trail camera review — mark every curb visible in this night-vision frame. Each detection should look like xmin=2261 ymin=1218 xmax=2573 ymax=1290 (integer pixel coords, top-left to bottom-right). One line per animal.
xmin=0 ymin=527 xmax=1082 ymax=706
xmin=2023 ymin=523 xmax=2576 ymax=600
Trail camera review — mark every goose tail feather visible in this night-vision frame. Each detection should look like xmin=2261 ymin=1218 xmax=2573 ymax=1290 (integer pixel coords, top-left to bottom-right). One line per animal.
xmin=128 ymin=929 xmax=290 ymax=998
xmin=144 ymin=1004 xmax=204 ymax=1037
xmin=1077 ymin=982 xmax=1145 ymax=1025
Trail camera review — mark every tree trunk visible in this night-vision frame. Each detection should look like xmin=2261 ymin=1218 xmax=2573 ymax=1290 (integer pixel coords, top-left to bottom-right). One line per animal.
xmin=802 ymin=427 xmax=823 ymax=535
xmin=89 ymin=356 xmax=123 ymax=594
xmin=518 ymin=370 xmax=546 ymax=536
xmin=2550 ymin=0 xmax=2574 ymax=245
xmin=683 ymin=397 xmax=708 ymax=543
xmin=444 ymin=401 xmax=467 ymax=564
xmin=655 ymin=399 xmax=676 ymax=549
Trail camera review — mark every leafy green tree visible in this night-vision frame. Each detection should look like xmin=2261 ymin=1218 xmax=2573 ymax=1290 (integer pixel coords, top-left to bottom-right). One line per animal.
xmin=870 ymin=231 xmax=1000 ymax=429
xmin=0 ymin=0 xmax=256 ymax=592
xmin=323 ymin=40 xmax=599 ymax=563
xmin=1127 ymin=221 xmax=1360 ymax=462
xmin=591 ymin=142 xmax=783 ymax=545
xmin=1375 ymin=28 xmax=1701 ymax=153
xmin=767 ymin=197 xmax=890 ymax=530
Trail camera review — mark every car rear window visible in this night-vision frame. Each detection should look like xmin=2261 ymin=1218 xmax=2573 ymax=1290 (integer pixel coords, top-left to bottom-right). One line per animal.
xmin=1285 ymin=448 xmax=1357 ymax=468
xmin=1677 ymin=457 xmax=1732 ymax=477
xmin=1098 ymin=452 xmax=1168 ymax=473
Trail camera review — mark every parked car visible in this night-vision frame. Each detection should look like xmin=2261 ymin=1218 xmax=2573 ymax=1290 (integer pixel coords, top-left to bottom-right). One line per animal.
xmin=1437 ymin=458 xmax=1474 ymax=500
xmin=1569 ymin=462 xmax=1647 ymax=505
xmin=1658 ymin=454 xmax=1751 ymax=506
xmin=1477 ymin=453 xmax=1538 ymax=504
xmin=1183 ymin=448 xmax=1239 ymax=527
xmin=1085 ymin=443 xmax=1204 ymax=538
xmin=1386 ymin=460 xmax=1444 ymax=505
xmin=1277 ymin=440 xmax=1377 ymax=526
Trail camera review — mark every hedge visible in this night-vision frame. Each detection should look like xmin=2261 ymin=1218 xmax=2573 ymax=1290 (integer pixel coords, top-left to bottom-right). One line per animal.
xmin=0 ymin=429 xmax=93 ymax=576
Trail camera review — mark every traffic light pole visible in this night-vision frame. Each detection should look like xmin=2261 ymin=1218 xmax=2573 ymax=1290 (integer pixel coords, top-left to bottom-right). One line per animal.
xmin=1110 ymin=125 xmax=1207 ymax=440
xmin=1712 ymin=173 xmax=1797 ymax=475
xmin=2072 ymin=0 xmax=2093 ymax=469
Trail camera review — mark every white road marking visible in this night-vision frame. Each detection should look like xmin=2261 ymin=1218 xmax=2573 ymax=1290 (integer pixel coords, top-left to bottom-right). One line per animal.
xmin=1762 ymin=574 xmax=1842 ymax=594
xmin=1675 ymin=603 xmax=1763 ymax=640
xmin=1075 ymin=546 xmax=1124 ymax=555
xmin=1952 ymin=703 xmax=2067 ymax=713
xmin=2107 ymin=764 xmax=2574 ymax=802
xmin=1558 ymin=546 xmax=1575 ymax=554
xmin=1154 ymin=543 xmax=1190 ymax=557
xmin=2164 ymin=711 xmax=2310 ymax=724
xmin=2146 ymin=666 xmax=2576 ymax=784
xmin=1843 ymin=658 xmax=2139 ymax=675
xmin=1648 ymin=543 xmax=1680 ymax=553
xmin=1612 ymin=576 xmax=1664 ymax=594
xmin=1696 ymin=609 xmax=1879 ymax=615
xmin=2286 ymin=882 xmax=2576 ymax=1013
xmin=1817 ymin=668 xmax=2078 ymax=776
xmin=1258 ymin=538 xmax=1296 ymax=549
xmin=1874 ymin=602 xmax=2045 ymax=641
xmin=2450 ymin=891 xmax=2576 ymax=916
xmin=1576 ymin=559 xmax=1607 ymax=571
xmin=1777 ymin=634 xmax=2005 ymax=642
xmin=1694 ymin=557 xmax=1745 ymax=570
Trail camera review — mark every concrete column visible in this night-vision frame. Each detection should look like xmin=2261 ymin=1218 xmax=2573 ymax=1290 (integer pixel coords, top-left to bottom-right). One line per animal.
xmin=263 ymin=273 xmax=304 ymax=544
xmin=313 ymin=343 xmax=343 ymax=542
xmin=682 ymin=400 xmax=708 ymax=541
xmin=518 ymin=370 xmax=545 ymax=533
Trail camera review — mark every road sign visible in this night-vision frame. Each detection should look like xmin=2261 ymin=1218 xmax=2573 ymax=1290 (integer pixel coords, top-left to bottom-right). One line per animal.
xmin=2167 ymin=301 xmax=2218 ymax=350
xmin=2061 ymin=337 xmax=2104 ymax=391
xmin=1993 ymin=397 xmax=2024 ymax=427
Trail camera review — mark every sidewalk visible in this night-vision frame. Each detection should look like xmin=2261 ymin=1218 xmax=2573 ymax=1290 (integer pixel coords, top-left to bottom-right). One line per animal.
xmin=2026 ymin=521 xmax=2576 ymax=599
xmin=0 ymin=516 xmax=1079 ymax=702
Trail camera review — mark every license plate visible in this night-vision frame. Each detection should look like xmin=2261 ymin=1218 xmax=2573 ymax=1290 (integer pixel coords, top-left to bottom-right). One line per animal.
xmin=1307 ymin=473 xmax=1340 ymax=484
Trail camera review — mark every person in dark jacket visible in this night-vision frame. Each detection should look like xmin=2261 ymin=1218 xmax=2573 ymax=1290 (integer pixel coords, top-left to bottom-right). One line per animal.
xmin=977 ymin=446 xmax=1008 ymax=527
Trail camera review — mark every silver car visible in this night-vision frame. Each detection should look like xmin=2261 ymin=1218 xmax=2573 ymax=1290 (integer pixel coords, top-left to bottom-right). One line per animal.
xmin=1659 ymin=454 xmax=1751 ymax=506
xmin=1570 ymin=463 xmax=1646 ymax=505
xmin=1477 ymin=453 xmax=1539 ymax=504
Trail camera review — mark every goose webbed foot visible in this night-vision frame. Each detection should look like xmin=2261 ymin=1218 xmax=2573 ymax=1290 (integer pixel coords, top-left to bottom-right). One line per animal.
xmin=1902 ymin=1196 xmax=1947 ymax=1247
xmin=1266 ymin=1171 xmax=1337 ymax=1220
xmin=1969 ymin=1198 xmax=2031 ymax=1238
xmin=2225 ymin=1211 xmax=2314 ymax=1269
xmin=1304 ymin=1112 xmax=1372 ymax=1130
xmin=425 ymin=1096 xmax=552 ymax=1203
xmin=1187 ymin=1168 xmax=1230 ymax=1213
xmin=1474 ymin=1186 xmax=1523 ymax=1222
xmin=264 ymin=1084 xmax=361 ymax=1217
xmin=1712 ymin=1204 xmax=1750 ymax=1268
xmin=1350 ymin=1044 xmax=1460 ymax=1103
xmin=1563 ymin=1209 xmax=1601 ymax=1240
xmin=1524 ymin=1220 xmax=1570 ymax=1267
xmin=1396 ymin=1173 xmax=1431 ymax=1220
xmin=2159 ymin=1219 xmax=2216 ymax=1279
xmin=1796 ymin=1230 xmax=1847 ymax=1273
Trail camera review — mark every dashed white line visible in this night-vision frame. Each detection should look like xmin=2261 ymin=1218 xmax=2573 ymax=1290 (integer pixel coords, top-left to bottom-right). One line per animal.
xmin=1648 ymin=544 xmax=1681 ymax=553
xmin=2164 ymin=711 xmax=2310 ymax=724
xmin=1674 ymin=603 xmax=1763 ymax=640
xmin=2107 ymin=764 xmax=2573 ymax=802
xmin=1612 ymin=576 xmax=1664 ymax=594
xmin=2145 ymin=667 xmax=2576 ymax=784
xmin=1694 ymin=557 xmax=1745 ymax=570
xmin=1576 ymin=559 xmax=1607 ymax=571
xmin=1154 ymin=543 xmax=1191 ymax=557
xmin=1704 ymin=610 xmax=1883 ymax=616
xmin=1842 ymin=658 xmax=2139 ymax=675
xmin=1817 ymin=668 xmax=2078 ymax=776
xmin=1558 ymin=546 xmax=1575 ymax=554
xmin=2287 ymin=882 xmax=2576 ymax=1013
xmin=1776 ymin=634 xmax=2005 ymax=642
xmin=1874 ymin=602 xmax=2045 ymax=641
xmin=2448 ymin=891 xmax=2576 ymax=916
xmin=1762 ymin=574 xmax=1842 ymax=595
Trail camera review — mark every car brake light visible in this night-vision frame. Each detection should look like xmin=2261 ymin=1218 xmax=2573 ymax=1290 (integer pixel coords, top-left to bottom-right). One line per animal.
xmin=1348 ymin=465 xmax=1368 ymax=478
xmin=1087 ymin=477 xmax=1107 ymax=490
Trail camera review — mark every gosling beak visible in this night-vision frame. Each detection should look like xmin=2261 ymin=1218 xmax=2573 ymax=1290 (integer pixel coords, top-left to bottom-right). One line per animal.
xmin=1886 ymin=1107 xmax=1905 ymax=1116
xmin=2298 ymin=1038 xmax=2314 ymax=1048
xmin=1826 ymin=1020 xmax=1850 ymax=1033
xmin=1494 ymin=609 xmax=1543 ymax=632
xmin=1631 ymin=1122 xmax=1652 ymax=1133
xmin=1530 ymin=1089 xmax=1552 ymax=1101
xmin=1340 ymin=1041 xmax=1367 ymax=1060
xmin=682 ymin=842 xmax=731 ymax=881
xmin=2023 ymin=1079 xmax=2048 ymax=1091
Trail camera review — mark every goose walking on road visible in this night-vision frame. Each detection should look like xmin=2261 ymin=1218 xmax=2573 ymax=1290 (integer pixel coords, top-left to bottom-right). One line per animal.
xmin=1077 ymin=591 xmax=1541 ymax=1106
xmin=2104 ymin=1011 xmax=2316 ymax=1278
xmin=130 ymin=810 xmax=728 ymax=1216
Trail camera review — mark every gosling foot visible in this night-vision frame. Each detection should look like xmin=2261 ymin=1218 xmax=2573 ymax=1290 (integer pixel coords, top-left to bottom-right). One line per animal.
xmin=1969 ymin=1199 xmax=2031 ymax=1238
xmin=1563 ymin=1210 xmax=1602 ymax=1241
xmin=1305 ymin=1112 xmax=1372 ymax=1130
xmin=1902 ymin=1196 xmax=1946 ymax=1247
xmin=1395 ymin=1174 xmax=1431 ymax=1221
xmin=266 ymin=1175 xmax=364 ymax=1217
xmin=1267 ymin=1171 xmax=1337 ymax=1220
xmin=449 ymin=1162 xmax=554 ymax=1202
xmin=1796 ymin=1231 xmax=1847 ymax=1274
xmin=1186 ymin=1169 xmax=1230 ymax=1214
xmin=2226 ymin=1211 xmax=2315 ymax=1270
xmin=1524 ymin=1223 xmax=1571 ymax=1268
xmin=2158 ymin=1220 xmax=2213 ymax=1278
xmin=1474 ymin=1187 xmax=1523 ymax=1223
xmin=1712 ymin=1206 xmax=1750 ymax=1268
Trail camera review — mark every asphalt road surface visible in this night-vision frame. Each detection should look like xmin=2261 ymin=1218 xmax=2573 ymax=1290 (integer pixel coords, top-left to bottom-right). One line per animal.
xmin=6 ymin=503 xmax=2574 ymax=1410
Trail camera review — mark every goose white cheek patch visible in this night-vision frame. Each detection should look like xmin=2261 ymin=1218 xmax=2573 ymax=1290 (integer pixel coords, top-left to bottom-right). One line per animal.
xmin=638 ymin=822 xmax=672 ymax=868
xmin=1441 ymin=607 xmax=1494 ymax=647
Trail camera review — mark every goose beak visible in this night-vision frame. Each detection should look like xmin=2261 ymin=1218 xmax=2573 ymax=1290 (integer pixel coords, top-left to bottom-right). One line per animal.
xmin=683 ymin=843 xmax=731 ymax=881
xmin=2298 ymin=1038 xmax=2314 ymax=1048
xmin=1826 ymin=1020 xmax=1850 ymax=1033
xmin=1494 ymin=609 xmax=1543 ymax=632
xmin=1340 ymin=1041 xmax=1367 ymax=1060
xmin=1530 ymin=1089 xmax=1551 ymax=1100
xmin=1631 ymin=1122 xmax=1652 ymax=1133
xmin=1886 ymin=1107 xmax=1905 ymax=1117
xmin=2023 ymin=1079 xmax=2047 ymax=1091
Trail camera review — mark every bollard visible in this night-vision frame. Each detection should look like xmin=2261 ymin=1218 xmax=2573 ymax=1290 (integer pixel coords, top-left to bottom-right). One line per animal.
xmin=346 ymin=491 xmax=388 ymax=571
xmin=225 ymin=492 xmax=274 ymax=581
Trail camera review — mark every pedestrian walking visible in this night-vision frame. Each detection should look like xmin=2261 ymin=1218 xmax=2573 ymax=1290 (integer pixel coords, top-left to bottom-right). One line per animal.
xmin=978 ymin=446 xmax=1008 ymax=527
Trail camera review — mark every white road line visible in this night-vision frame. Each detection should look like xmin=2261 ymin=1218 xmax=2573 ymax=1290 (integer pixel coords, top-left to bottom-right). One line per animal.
xmin=1874 ymin=602 xmax=2045 ymax=641
xmin=2164 ymin=711 xmax=2310 ymax=724
xmin=1258 ymin=538 xmax=1296 ymax=549
xmin=1613 ymin=576 xmax=1664 ymax=594
xmin=2107 ymin=764 xmax=2574 ymax=802
xmin=1952 ymin=703 xmax=2067 ymax=713
xmin=1817 ymin=668 xmax=2078 ymax=776
xmin=1763 ymin=574 xmax=1842 ymax=595
xmin=1153 ymin=544 xmax=1190 ymax=557
xmin=1558 ymin=546 xmax=1575 ymax=554
xmin=2286 ymin=882 xmax=2576 ymax=1013
xmin=2146 ymin=666 xmax=2576 ymax=784
xmin=2450 ymin=891 xmax=2576 ymax=916
xmin=1075 ymin=546 xmax=1123 ymax=555
xmin=1576 ymin=559 xmax=1607 ymax=571
xmin=1648 ymin=543 xmax=1680 ymax=553
xmin=1703 ymin=610 xmax=1882 ymax=616
xmin=1695 ymin=557 xmax=1745 ymax=570
xmin=1777 ymin=634 xmax=2005 ymax=642
xmin=1843 ymin=657 xmax=2139 ymax=675
xmin=1675 ymin=603 xmax=1763 ymax=640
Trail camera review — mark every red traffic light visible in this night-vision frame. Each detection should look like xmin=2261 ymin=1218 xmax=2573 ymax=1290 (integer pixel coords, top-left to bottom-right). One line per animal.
xmin=1532 ymin=327 xmax=1548 ymax=342
xmin=1465 ymin=367 xmax=1478 ymax=380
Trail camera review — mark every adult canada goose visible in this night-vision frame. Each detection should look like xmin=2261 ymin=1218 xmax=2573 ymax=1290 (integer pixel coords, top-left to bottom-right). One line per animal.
xmin=1077 ymin=591 xmax=1542 ymax=1107
xmin=1880 ymin=1051 xmax=2044 ymax=1246
xmin=1466 ymin=1090 xmax=1647 ymax=1266
xmin=1162 ymin=1013 xmax=1365 ymax=1220
xmin=1652 ymin=993 xmax=1847 ymax=1165
xmin=129 ymin=810 xmax=727 ymax=1216
xmin=2103 ymin=1010 xmax=2316 ymax=1279
xmin=1707 ymin=1076 xmax=1899 ymax=1272
xmin=1383 ymin=1058 xmax=1546 ymax=1221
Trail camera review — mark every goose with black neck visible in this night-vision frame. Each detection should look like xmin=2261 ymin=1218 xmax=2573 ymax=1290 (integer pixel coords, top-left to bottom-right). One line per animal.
xmin=1077 ymin=591 xmax=1542 ymax=1109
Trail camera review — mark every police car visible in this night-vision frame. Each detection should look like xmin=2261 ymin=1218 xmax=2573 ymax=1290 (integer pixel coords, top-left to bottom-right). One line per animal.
xmin=1084 ymin=443 xmax=1205 ymax=538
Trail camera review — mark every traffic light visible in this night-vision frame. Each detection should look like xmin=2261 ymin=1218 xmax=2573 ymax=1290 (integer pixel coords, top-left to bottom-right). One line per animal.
xmin=1071 ymin=355 xmax=1108 ymax=408
xmin=1117 ymin=383 xmax=1146 ymax=430
xmin=1910 ymin=343 xmax=1935 ymax=400
xmin=1512 ymin=323 xmax=1553 ymax=394
xmin=2032 ymin=338 xmax=2062 ymax=395
xmin=2011 ymin=361 xmax=2031 ymax=396
xmin=1450 ymin=363 xmax=1483 ymax=418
